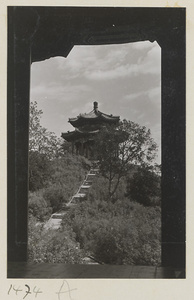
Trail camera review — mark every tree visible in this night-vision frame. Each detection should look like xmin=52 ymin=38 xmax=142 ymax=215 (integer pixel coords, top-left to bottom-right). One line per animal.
xmin=95 ymin=120 xmax=158 ymax=198
xmin=29 ymin=101 xmax=63 ymax=191
xmin=29 ymin=101 xmax=63 ymax=159
xmin=61 ymin=140 xmax=72 ymax=154
xmin=29 ymin=151 xmax=50 ymax=191
xmin=126 ymin=165 xmax=161 ymax=206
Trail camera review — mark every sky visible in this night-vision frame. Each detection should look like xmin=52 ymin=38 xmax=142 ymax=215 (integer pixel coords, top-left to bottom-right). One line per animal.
xmin=30 ymin=41 xmax=161 ymax=163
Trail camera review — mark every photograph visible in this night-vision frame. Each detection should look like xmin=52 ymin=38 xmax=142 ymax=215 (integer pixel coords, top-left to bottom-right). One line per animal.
xmin=7 ymin=6 xmax=185 ymax=280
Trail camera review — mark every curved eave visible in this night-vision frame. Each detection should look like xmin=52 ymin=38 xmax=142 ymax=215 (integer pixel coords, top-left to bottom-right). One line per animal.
xmin=69 ymin=113 xmax=120 ymax=128
xmin=61 ymin=129 xmax=99 ymax=142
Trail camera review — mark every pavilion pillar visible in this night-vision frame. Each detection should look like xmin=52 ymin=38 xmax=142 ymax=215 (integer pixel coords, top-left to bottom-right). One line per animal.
xmin=85 ymin=143 xmax=89 ymax=158
xmin=80 ymin=141 xmax=84 ymax=156
xmin=72 ymin=142 xmax=75 ymax=154
xmin=75 ymin=143 xmax=79 ymax=155
xmin=159 ymin=22 xmax=185 ymax=268
xmin=7 ymin=7 xmax=34 ymax=261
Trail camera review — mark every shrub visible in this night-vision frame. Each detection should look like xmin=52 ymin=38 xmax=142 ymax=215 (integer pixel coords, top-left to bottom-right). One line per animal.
xmin=43 ymin=184 xmax=66 ymax=213
xmin=62 ymin=199 xmax=161 ymax=266
xmin=28 ymin=191 xmax=52 ymax=221
xmin=29 ymin=151 xmax=51 ymax=191
xmin=28 ymin=217 xmax=84 ymax=263
xmin=29 ymin=154 xmax=91 ymax=218
xmin=126 ymin=167 xmax=161 ymax=207
xmin=87 ymin=175 xmax=127 ymax=204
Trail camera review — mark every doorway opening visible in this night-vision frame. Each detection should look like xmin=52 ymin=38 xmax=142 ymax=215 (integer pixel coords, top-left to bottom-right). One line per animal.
xmin=28 ymin=41 xmax=161 ymax=266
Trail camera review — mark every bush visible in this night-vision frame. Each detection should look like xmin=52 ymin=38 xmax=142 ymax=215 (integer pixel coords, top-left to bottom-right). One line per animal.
xmin=87 ymin=175 xmax=127 ymax=204
xmin=126 ymin=167 xmax=161 ymax=207
xmin=62 ymin=198 xmax=161 ymax=266
xmin=29 ymin=151 xmax=51 ymax=191
xmin=28 ymin=217 xmax=84 ymax=263
xmin=43 ymin=184 xmax=66 ymax=213
xmin=28 ymin=191 xmax=52 ymax=221
xmin=29 ymin=154 xmax=91 ymax=218
xmin=28 ymin=148 xmax=161 ymax=266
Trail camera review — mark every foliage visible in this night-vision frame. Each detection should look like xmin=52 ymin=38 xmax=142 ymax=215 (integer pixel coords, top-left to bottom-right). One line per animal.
xmin=28 ymin=103 xmax=161 ymax=266
xmin=29 ymin=151 xmax=51 ymax=191
xmin=29 ymin=101 xmax=63 ymax=159
xmin=29 ymin=101 xmax=64 ymax=191
xmin=28 ymin=100 xmax=91 ymax=198
xmin=28 ymin=191 xmax=52 ymax=222
xmin=87 ymin=174 xmax=127 ymax=204
xmin=61 ymin=141 xmax=72 ymax=154
xmin=29 ymin=154 xmax=91 ymax=214
xmin=126 ymin=166 xmax=161 ymax=207
xmin=43 ymin=184 xmax=66 ymax=213
xmin=95 ymin=120 xmax=158 ymax=198
xmin=28 ymin=216 xmax=84 ymax=263
xmin=49 ymin=155 xmax=91 ymax=187
xmin=28 ymin=152 xmax=92 ymax=263
xmin=62 ymin=197 xmax=161 ymax=266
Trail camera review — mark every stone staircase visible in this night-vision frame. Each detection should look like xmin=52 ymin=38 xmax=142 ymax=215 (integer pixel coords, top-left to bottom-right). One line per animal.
xmin=66 ymin=165 xmax=99 ymax=207
xmin=44 ymin=163 xmax=99 ymax=230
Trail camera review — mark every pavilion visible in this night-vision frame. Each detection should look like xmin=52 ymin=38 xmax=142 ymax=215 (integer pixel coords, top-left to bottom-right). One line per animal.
xmin=61 ymin=101 xmax=120 ymax=158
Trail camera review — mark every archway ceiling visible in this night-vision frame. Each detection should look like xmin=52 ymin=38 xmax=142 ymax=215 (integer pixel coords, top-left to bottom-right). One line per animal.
xmin=19 ymin=7 xmax=184 ymax=63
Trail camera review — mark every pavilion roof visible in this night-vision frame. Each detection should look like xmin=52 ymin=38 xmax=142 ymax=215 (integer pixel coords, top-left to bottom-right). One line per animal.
xmin=69 ymin=102 xmax=120 ymax=128
xmin=61 ymin=128 xmax=99 ymax=142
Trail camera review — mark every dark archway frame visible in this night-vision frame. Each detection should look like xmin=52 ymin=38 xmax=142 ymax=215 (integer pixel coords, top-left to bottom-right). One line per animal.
xmin=7 ymin=6 xmax=186 ymax=271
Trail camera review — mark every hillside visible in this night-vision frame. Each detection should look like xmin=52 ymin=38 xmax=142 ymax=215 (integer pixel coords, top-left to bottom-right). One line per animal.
xmin=28 ymin=155 xmax=161 ymax=266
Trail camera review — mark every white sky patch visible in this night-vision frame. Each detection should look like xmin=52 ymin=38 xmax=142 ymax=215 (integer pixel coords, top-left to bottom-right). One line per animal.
xmin=30 ymin=41 xmax=161 ymax=163
xmin=147 ymin=86 xmax=161 ymax=103
xmin=132 ymin=40 xmax=157 ymax=50
xmin=122 ymin=91 xmax=147 ymax=103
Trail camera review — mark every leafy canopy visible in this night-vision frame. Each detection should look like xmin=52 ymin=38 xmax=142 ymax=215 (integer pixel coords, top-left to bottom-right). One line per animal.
xmin=95 ymin=120 xmax=158 ymax=198
xmin=29 ymin=101 xmax=63 ymax=191
xmin=29 ymin=101 xmax=63 ymax=159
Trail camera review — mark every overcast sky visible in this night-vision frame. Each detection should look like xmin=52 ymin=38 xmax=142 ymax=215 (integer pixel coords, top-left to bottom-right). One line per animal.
xmin=30 ymin=41 xmax=161 ymax=163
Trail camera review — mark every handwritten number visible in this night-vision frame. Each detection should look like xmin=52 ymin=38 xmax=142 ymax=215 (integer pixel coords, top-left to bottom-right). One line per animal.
xmin=8 ymin=284 xmax=12 ymax=295
xmin=33 ymin=286 xmax=43 ymax=298
xmin=8 ymin=285 xmax=23 ymax=296
xmin=8 ymin=282 xmax=77 ymax=299
xmin=13 ymin=286 xmax=23 ymax=295
xmin=23 ymin=285 xmax=31 ymax=299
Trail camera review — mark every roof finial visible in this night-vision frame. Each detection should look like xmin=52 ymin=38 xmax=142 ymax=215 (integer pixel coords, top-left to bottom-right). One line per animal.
xmin=93 ymin=101 xmax=98 ymax=112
